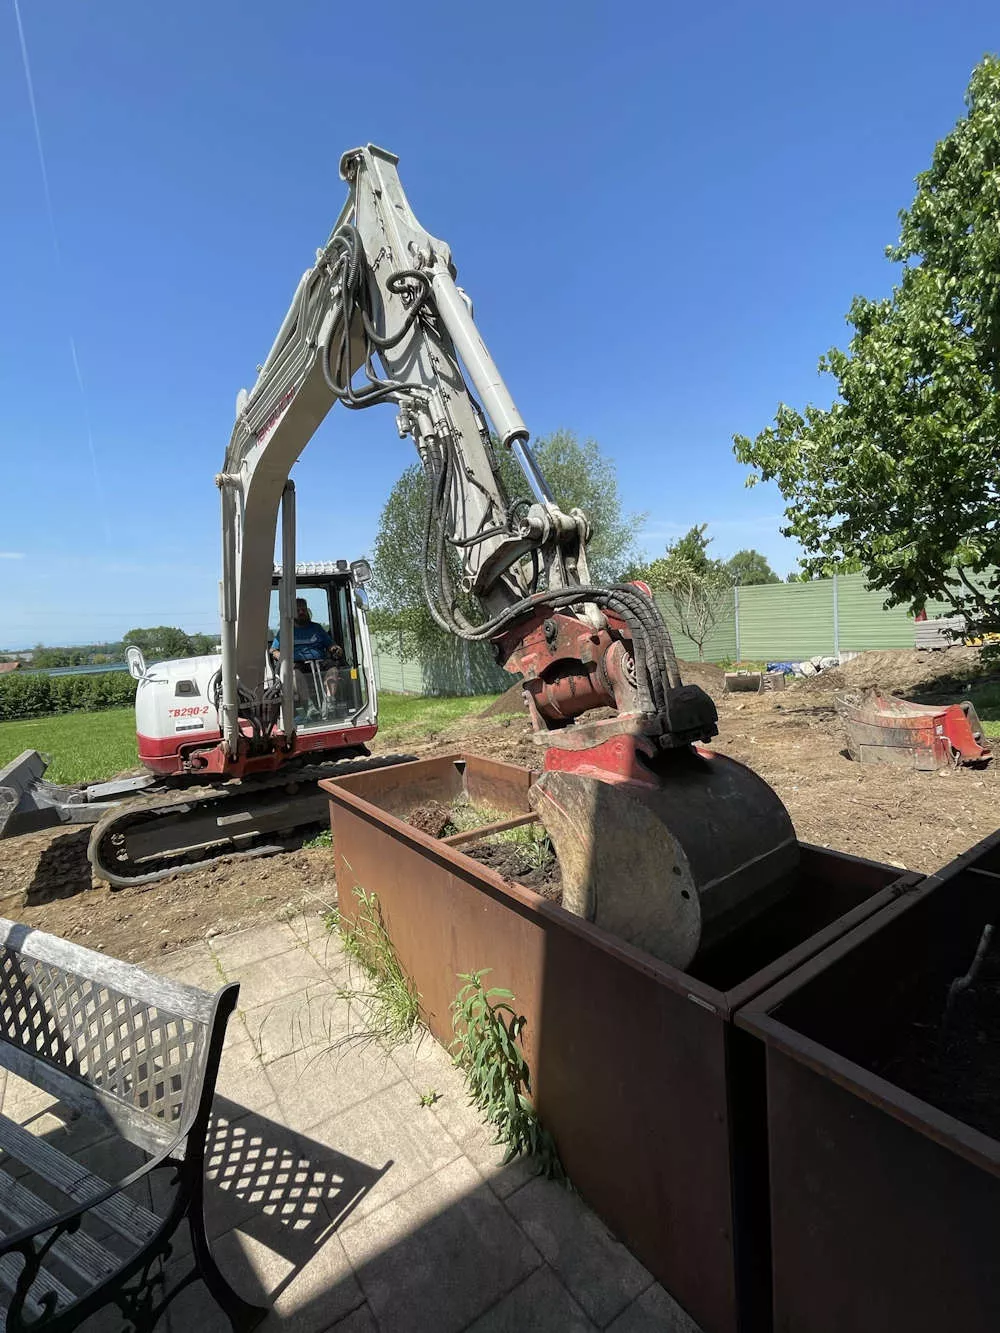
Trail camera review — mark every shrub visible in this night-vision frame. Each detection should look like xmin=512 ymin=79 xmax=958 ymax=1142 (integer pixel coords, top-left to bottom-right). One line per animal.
xmin=0 ymin=671 xmax=137 ymax=721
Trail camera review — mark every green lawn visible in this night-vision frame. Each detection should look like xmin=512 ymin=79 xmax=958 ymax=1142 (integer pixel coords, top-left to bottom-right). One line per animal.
xmin=0 ymin=708 xmax=139 ymax=784
xmin=963 ymin=681 xmax=1000 ymax=739
xmin=0 ymin=692 xmax=500 ymax=786
xmin=374 ymin=692 xmax=499 ymax=744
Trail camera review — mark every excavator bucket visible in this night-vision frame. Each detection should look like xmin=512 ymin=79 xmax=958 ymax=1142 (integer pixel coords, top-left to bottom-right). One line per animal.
xmin=530 ymin=746 xmax=799 ymax=970
xmin=837 ymin=692 xmax=992 ymax=770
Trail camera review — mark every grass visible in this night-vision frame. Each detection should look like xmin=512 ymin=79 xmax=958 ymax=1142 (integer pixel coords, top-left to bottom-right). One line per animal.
xmin=0 ymin=692 xmax=499 ymax=786
xmin=447 ymin=800 xmax=554 ymax=871
xmin=0 ymin=707 xmax=138 ymax=784
xmin=962 ymin=681 xmax=1000 ymax=738
xmin=325 ymin=883 xmax=421 ymax=1050
xmin=375 ymin=692 xmax=499 ymax=745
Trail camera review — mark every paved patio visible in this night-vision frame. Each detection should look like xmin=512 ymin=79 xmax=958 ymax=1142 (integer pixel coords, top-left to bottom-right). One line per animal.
xmin=1 ymin=911 xmax=700 ymax=1332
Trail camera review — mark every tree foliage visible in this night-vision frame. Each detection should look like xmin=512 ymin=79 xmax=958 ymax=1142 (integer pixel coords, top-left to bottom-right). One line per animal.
xmin=734 ymin=56 xmax=1000 ymax=636
xmin=635 ymin=526 xmax=735 ymax=660
xmin=123 ymin=627 xmax=217 ymax=662
xmin=725 ymin=548 xmax=780 ymax=586
xmin=370 ymin=430 xmax=644 ymax=654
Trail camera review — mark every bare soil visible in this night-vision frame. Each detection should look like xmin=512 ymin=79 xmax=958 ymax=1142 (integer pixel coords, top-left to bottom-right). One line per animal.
xmin=462 ymin=838 xmax=562 ymax=902
xmin=2 ymin=648 xmax=999 ymax=963
xmin=874 ymin=941 xmax=1000 ymax=1140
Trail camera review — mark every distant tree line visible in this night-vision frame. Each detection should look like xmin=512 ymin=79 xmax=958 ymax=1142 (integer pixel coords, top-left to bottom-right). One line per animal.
xmin=11 ymin=628 xmax=220 ymax=670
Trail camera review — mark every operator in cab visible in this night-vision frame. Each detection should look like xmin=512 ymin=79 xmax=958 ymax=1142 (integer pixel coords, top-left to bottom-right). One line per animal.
xmin=271 ymin=599 xmax=345 ymax=708
xmin=271 ymin=599 xmax=338 ymax=663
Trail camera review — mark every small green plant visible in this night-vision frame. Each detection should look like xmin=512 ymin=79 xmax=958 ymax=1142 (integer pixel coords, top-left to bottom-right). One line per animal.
xmin=418 ymin=1089 xmax=440 ymax=1108
xmin=303 ymin=827 xmax=333 ymax=849
xmin=450 ymin=969 xmax=564 ymax=1180
xmin=326 ymin=885 xmax=420 ymax=1049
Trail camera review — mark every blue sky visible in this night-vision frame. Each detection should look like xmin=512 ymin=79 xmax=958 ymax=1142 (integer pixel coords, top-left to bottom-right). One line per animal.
xmin=1 ymin=0 xmax=996 ymax=648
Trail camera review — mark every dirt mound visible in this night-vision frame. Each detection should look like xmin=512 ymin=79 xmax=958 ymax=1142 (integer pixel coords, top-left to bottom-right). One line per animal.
xmin=791 ymin=647 xmax=984 ymax=697
xmin=480 ymin=683 xmax=527 ymax=717
xmin=677 ymin=659 xmax=727 ymax=698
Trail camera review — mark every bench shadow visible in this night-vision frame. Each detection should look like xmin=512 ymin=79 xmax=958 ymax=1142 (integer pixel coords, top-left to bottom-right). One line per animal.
xmin=201 ymin=1096 xmax=391 ymax=1306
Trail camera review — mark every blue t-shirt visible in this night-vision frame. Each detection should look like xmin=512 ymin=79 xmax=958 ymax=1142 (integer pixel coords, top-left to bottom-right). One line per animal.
xmin=272 ymin=621 xmax=334 ymax=661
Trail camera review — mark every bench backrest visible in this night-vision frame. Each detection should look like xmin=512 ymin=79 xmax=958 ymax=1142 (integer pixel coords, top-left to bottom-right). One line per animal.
xmin=0 ymin=918 xmax=232 ymax=1156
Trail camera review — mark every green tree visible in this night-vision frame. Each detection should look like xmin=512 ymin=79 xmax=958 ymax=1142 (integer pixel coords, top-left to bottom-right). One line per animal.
xmin=734 ymin=56 xmax=1000 ymax=638
xmin=726 ymin=549 xmax=780 ymax=586
xmin=370 ymin=430 xmax=644 ymax=653
xmin=639 ymin=527 xmax=735 ymax=660
xmin=123 ymin=627 xmax=193 ymax=662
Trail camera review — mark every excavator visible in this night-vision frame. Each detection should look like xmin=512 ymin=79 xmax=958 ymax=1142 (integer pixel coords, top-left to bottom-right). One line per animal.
xmin=0 ymin=145 xmax=796 ymax=968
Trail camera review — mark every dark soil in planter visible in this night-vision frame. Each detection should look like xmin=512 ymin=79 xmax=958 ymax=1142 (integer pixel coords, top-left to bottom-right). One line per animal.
xmin=461 ymin=838 xmax=562 ymax=902
xmin=407 ymin=800 xmax=456 ymax=838
xmin=873 ymin=940 xmax=1000 ymax=1141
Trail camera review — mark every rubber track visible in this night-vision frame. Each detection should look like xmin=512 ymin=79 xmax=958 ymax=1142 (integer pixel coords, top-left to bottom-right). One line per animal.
xmin=87 ymin=754 xmax=412 ymax=889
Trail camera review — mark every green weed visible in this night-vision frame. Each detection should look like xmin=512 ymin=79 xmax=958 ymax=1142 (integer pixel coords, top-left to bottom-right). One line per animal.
xmin=450 ymin=969 xmax=564 ymax=1180
xmin=418 ymin=1089 xmax=440 ymax=1108
xmin=303 ymin=827 xmax=333 ymax=849
xmin=327 ymin=885 xmax=420 ymax=1049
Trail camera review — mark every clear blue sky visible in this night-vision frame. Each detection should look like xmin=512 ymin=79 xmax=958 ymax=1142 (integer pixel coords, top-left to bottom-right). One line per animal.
xmin=1 ymin=0 xmax=996 ymax=648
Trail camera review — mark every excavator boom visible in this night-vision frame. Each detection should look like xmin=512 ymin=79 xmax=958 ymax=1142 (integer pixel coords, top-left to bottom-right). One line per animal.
xmin=7 ymin=145 xmax=797 ymax=965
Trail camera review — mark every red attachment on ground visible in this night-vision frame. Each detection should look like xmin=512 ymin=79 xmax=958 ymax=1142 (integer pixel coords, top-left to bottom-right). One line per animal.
xmin=838 ymin=693 xmax=991 ymax=770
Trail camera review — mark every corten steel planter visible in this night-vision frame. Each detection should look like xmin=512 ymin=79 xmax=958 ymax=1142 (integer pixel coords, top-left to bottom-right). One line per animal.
xmin=738 ymin=826 xmax=1000 ymax=1333
xmin=321 ymin=754 xmax=920 ymax=1333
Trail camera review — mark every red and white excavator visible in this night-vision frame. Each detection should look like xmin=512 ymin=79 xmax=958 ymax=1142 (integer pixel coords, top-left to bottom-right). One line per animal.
xmin=1 ymin=145 xmax=795 ymax=967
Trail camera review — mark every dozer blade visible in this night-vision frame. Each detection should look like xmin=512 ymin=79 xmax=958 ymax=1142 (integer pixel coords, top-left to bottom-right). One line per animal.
xmin=530 ymin=747 xmax=799 ymax=970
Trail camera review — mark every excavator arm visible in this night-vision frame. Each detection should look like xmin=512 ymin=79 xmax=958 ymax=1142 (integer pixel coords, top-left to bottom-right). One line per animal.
xmin=217 ymin=144 xmax=719 ymax=776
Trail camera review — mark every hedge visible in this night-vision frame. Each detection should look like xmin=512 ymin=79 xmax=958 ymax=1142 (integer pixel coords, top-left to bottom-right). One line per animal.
xmin=0 ymin=672 xmax=137 ymax=722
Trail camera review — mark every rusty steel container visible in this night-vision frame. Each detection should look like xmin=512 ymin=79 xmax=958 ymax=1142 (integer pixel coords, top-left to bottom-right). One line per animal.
xmin=321 ymin=753 xmax=920 ymax=1333
xmin=738 ymin=827 xmax=1000 ymax=1333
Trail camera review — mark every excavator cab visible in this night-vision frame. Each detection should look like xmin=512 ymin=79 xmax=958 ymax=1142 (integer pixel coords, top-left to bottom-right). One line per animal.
xmin=267 ymin=562 xmax=371 ymax=728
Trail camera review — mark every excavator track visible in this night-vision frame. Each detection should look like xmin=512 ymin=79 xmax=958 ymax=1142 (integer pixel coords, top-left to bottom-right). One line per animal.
xmin=88 ymin=754 xmax=412 ymax=888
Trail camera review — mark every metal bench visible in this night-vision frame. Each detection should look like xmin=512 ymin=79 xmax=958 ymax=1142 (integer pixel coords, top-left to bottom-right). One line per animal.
xmin=0 ymin=918 xmax=267 ymax=1331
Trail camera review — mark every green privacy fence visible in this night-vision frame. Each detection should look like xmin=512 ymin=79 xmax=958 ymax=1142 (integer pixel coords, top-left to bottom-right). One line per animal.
xmin=370 ymin=629 xmax=513 ymax=697
xmin=371 ymin=573 xmax=934 ymax=696
xmin=657 ymin=572 xmax=931 ymax=665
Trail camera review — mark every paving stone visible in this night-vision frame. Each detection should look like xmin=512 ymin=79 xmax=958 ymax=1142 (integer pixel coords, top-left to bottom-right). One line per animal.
xmin=0 ymin=1070 xmax=58 ymax=1123
xmin=162 ymin=1270 xmax=234 ymax=1333
xmin=341 ymin=1155 xmax=541 ymax=1333
xmin=269 ymin=1040 xmax=403 ymax=1133
xmin=389 ymin=1026 xmax=466 ymax=1098
xmin=241 ymin=987 xmax=351 ymax=1065
xmin=285 ymin=909 xmax=343 ymax=950
xmin=212 ymin=1223 xmax=364 ymax=1332
xmin=210 ymin=923 xmax=299 ymax=975
xmin=468 ymin=1264 xmax=598 ymax=1332
xmin=444 ymin=1117 xmax=542 ymax=1200
xmin=155 ymin=943 xmax=223 ymax=990
xmin=230 ymin=947 xmax=333 ymax=1010
xmin=605 ymin=1282 xmax=703 ymax=1333
xmin=308 ymin=1078 xmax=461 ymax=1227
xmin=505 ymin=1176 xmax=652 ymax=1327
xmin=324 ymin=1303 xmax=379 ymax=1332
xmin=214 ymin=1042 xmax=279 ymax=1114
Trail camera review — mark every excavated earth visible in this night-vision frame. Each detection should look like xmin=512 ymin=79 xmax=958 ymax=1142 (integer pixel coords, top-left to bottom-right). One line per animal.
xmin=2 ymin=651 xmax=999 ymax=962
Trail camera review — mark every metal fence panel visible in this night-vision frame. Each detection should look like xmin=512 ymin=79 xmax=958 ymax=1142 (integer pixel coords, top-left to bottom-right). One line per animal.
xmin=371 ymin=631 xmax=511 ymax=696
xmin=654 ymin=595 xmax=739 ymax=664
xmin=835 ymin=573 xmax=914 ymax=651
xmin=738 ymin=580 xmax=836 ymax=661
